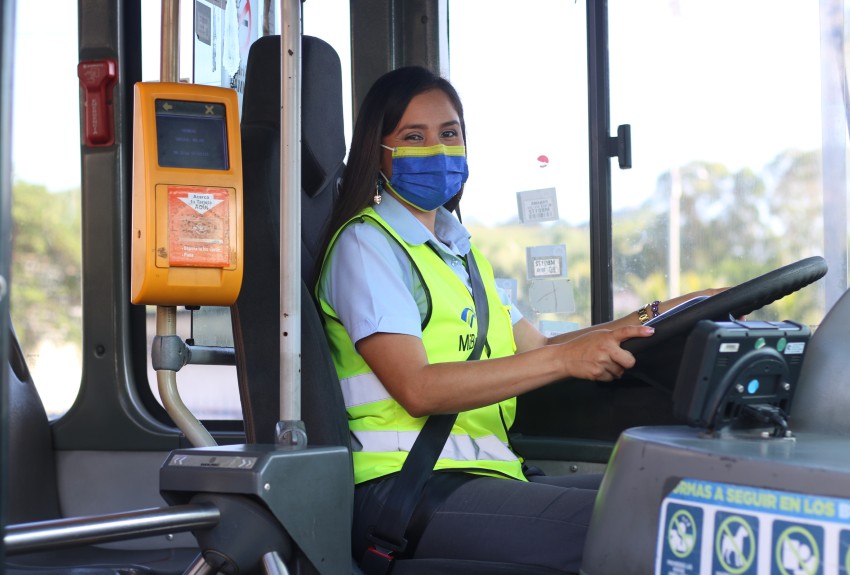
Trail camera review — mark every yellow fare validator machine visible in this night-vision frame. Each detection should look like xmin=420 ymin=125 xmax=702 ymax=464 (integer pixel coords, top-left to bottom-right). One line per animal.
xmin=131 ymin=82 xmax=243 ymax=306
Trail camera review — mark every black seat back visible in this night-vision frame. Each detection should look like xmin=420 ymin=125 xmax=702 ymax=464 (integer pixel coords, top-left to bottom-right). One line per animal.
xmin=7 ymin=324 xmax=62 ymax=524
xmin=233 ymin=35 xmax=350 ymax=449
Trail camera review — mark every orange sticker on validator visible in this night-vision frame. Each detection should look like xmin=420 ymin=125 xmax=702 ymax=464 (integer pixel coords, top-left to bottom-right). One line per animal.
xmin=167 ymin=186 xmax=230 ymax=267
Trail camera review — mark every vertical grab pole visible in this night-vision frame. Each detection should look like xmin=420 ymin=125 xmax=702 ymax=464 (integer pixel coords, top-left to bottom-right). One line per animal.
xmin=155 ymin=0 xmax=214 ymax=448
xmin=277 ymin=0 xmax=306 ymax=447
xmin=160 ymin=0 xmax=179 ymax=83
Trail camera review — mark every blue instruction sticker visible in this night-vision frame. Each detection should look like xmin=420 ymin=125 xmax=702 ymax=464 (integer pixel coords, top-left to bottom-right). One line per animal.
xmin=657 ymin=479 xmax=850 ymax=575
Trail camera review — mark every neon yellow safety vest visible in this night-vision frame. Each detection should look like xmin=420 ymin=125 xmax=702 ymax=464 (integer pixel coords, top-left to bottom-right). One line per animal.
xmin=317 ymin=208 xmax=526 ymax=484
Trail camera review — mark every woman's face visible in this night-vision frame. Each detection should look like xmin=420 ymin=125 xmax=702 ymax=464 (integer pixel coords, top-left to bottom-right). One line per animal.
xmin=380 ymin=89 xmax=464 ymax=178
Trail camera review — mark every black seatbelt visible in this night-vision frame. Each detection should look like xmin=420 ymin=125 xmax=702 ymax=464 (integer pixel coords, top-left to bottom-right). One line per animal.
xmin=361 ymin=250 xmax=490 ymax=575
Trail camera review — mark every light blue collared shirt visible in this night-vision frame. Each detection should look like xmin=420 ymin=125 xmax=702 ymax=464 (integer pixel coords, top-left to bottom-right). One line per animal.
xmin=318 ymin=194 xmax=521 ymax=345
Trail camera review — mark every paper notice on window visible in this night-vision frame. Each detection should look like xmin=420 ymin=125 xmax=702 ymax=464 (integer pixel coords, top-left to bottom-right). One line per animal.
xmin=495 ymin=277 xmax=518 ymax=305
xmin=526 ymin=244 xmax=568 ymax=280
xmin=538 ymin=320 xmax=580 ymax=337
xmin=528 ymin=279 xmax=576 ymax=314
xmin=517 ymin=187 xmax=559 ymax=223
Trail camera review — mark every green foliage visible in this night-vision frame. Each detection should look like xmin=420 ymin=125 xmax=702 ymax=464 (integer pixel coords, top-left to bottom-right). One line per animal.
xmin=10 ymin=180 xmax=82 ymax=351
xmin=471 ymin=149 xmax=826 ymax=328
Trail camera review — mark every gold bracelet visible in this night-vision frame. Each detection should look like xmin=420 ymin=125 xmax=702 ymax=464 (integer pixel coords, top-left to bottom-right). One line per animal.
xmin=637 ymin=304 xmax=650 ymax=324
xmin=637 ymin=300 xmax=661 ymax=324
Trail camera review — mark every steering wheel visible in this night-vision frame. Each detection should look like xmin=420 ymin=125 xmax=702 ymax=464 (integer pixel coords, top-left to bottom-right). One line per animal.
xmin=621 ymin=256 xmax=828 ymax=391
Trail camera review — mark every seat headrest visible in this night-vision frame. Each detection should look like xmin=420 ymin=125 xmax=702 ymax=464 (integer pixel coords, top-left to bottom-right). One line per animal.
xmin=242 ymin=35 xmax=346 ymax=198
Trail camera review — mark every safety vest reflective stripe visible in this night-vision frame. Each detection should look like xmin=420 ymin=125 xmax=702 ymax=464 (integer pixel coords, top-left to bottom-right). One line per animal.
xmin=352 ymin=429 xmax=519 ymax=463
xmin=340 ymin=372 xmax=391 ymax=408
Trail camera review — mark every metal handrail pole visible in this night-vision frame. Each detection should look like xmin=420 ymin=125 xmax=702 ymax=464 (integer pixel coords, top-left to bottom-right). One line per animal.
xmin=277 ymin=0 xmax=305 ymax=445
xmin=5 ymin=503 xmax=220 ymax=555
xmin=160 ymin=0 xmax=179 ymax=82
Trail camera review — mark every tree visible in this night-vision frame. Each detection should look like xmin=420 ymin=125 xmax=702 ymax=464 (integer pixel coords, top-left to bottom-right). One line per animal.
xmin=10 ymin=180 xmax=82 ymax=352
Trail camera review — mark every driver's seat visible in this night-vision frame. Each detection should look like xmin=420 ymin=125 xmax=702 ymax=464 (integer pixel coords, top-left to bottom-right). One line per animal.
xmin=233 ymin=34 xmax=576 ymax=575
xmin=233 ymin=34 xmax=349 ymax=449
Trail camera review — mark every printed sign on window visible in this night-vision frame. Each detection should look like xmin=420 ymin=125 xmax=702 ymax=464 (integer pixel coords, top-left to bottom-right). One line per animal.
xmin=538 ymin=320 xmax=579 ymax=337
xmin=495 ymin=277 xmax=518 ymax=305
xmin=517 ymin=187 xmax=559 ymax=223
xmin=526 ymin=244 xmax=568 ymax=280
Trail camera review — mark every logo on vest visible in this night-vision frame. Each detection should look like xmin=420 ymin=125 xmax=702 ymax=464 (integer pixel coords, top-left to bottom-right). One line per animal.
xmin=459 ymin=308 xmax=477 ymax=351
xmin=459 ymin=332 xmax=476 ymax=352
xmin=460 ymin=307 xmax=476 ymax=327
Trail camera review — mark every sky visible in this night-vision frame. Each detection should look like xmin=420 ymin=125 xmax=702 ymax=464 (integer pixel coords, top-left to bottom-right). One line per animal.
xmin=11 ymin=0 xmax=823 ymax=227
xmin=12 ymin=0 xmax=80 ymax=191
xmin=450 ymin=0 xmax=823 ymax=224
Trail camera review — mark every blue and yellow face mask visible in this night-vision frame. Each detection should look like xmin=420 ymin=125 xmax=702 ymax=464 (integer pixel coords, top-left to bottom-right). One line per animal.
xmin=381 ymin=144 xmax=469 ymax=212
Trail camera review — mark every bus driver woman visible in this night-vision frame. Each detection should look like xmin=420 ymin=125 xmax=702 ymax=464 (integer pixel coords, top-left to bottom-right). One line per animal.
xmin=316 ymin=65 xmax=720 ymax=573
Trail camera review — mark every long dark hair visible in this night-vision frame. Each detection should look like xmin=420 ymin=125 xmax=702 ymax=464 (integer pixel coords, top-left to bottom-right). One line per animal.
xmin=314 ymin=66 xmax=466 ymax=286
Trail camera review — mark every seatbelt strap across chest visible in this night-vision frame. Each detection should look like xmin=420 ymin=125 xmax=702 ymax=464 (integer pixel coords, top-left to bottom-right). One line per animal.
xmin=362 ymin=249 xmax=490 ymax=574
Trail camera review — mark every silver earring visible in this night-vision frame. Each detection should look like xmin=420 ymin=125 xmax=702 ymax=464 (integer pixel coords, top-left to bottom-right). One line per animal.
xmin=373 ymin=179 xmax=382 ymax=205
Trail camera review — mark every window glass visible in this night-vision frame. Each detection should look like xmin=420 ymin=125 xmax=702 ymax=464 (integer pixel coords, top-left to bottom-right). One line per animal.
xmin=142 ymin=0 xmax=240 ymax=421
xmin=608 ymin=0 xmax=828 ymax=327
xmin=303 ymin=0 xmax=353 ymax=147
xmin=141 ymin=0 xmax=194 ymax=82
xmin=449 ymin=1 xmax=591 ymax=334
xmin=144 ymin=307 xmax=237 ymax=420
xmin=10 ymin=1 xmax=82 ymax=419
xmin=141 ymin=1 xmax=352 ymax=421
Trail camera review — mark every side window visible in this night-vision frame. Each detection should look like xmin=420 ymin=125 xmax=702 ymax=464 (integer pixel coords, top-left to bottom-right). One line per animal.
xmin=138 ymin=1 xmax=352 ymax=422
xmin=141 ymin=0 xmax=241 ymax=421
xmin=608 ymin=1 xmax=826 ymax=325
xmin=449 ymin=2 xmax=591 ymax=335
xmin=10 ymin=1 xmax=82 ymax=418
xmin=143 ymin=306 xmax=238 ymax=421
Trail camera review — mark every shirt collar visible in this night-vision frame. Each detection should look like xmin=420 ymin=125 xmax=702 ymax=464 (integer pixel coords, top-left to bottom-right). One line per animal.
xmin=374 ymin=193 xmax=472 ymax=257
